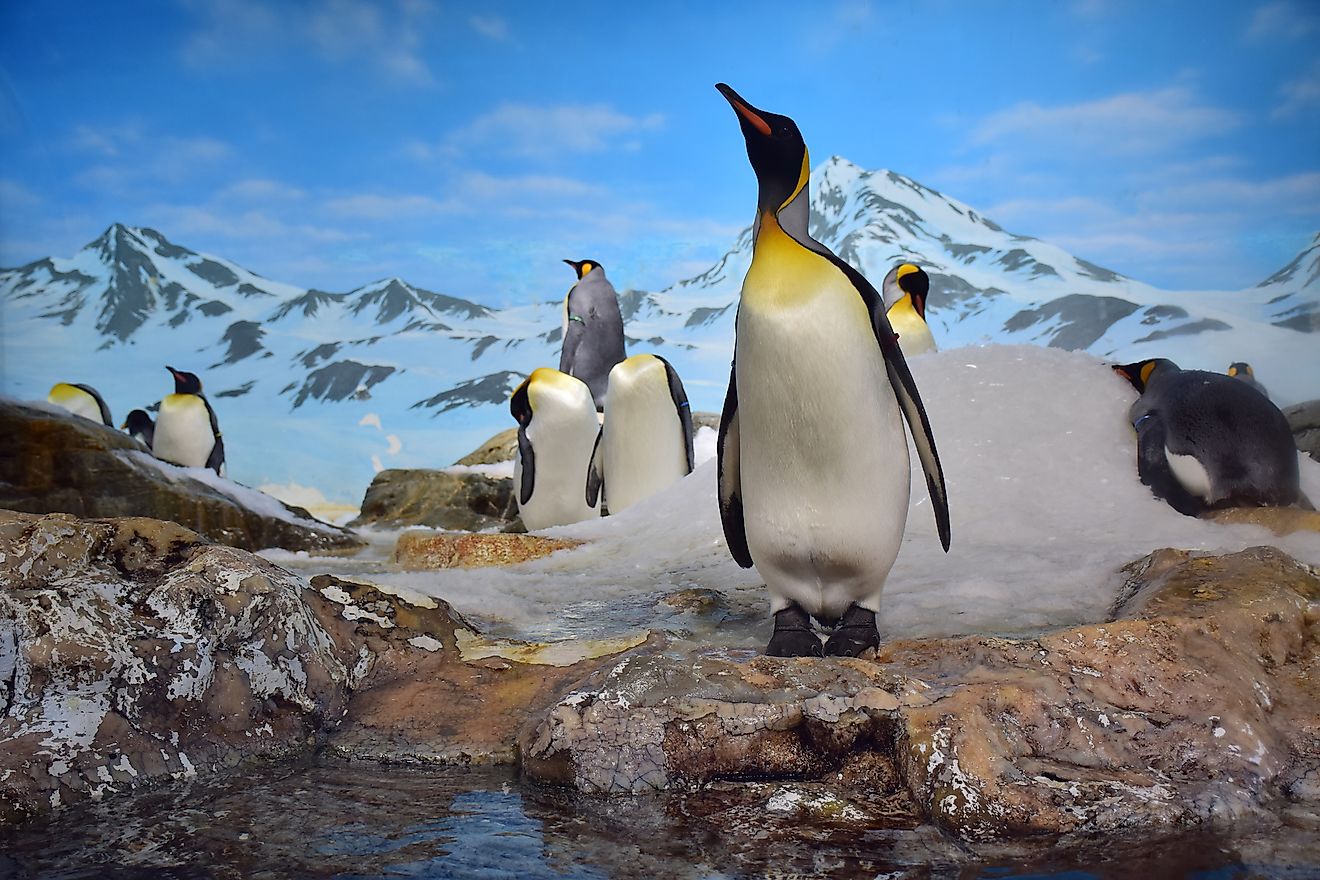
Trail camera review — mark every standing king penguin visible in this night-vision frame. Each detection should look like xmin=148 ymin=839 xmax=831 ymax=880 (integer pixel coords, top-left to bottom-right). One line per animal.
xmin=715 ymin=84 xmax=951 ymax=657
xmin=152 ymin=366 xmax=225 ymax=475
xmin=881 ymin=263 xmax=937 ymax=356
xmin=587 ymin=353 xmax=695 ymax=514
xmin=1113 ymin=358 xmax=1307 ymax=516
xmin=510 ymin=368 xmax=602 ymax=530
xmin=559 ymin=259 xmax=627 ymax=411
xmin=47 ymin=383 xmax=113 ymax=426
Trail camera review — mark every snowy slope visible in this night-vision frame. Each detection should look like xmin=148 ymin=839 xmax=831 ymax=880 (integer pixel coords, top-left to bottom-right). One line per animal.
xmin=2 ymin=161 xmax=1317 ymax=505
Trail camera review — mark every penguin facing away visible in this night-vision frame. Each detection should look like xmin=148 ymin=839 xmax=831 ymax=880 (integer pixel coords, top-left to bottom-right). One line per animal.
xmin=1113 ymin=358 xmax=1307 ymax=516
xmin=1226 ymin=362 xmax=1269 ymax=399
xmin=715 ymin=83 xmax=951 ymax=658
xmin=559 ymin=259 xmax=627 ymax=411
xmin=121 ymin=409 xmax=156 ymax=448
xmin=47 ymin=382 xmax=113 ymax=426
xmin=586 ymin=353 xmax=695 ymax=514
xmin=881 ymin=263 xmax=937 ymax=356
xmin=510 ymin=368 xmax=602 ymax=530
xmin=152 ymin=366 xmax=225 ymax=475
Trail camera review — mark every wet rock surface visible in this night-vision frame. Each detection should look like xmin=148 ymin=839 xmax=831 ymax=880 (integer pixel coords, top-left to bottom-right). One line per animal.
xmin=0 ymin=399 xmax=362 ymax=553
xmin=392 ymin=530 xmax=583 ymax=569
xmin=0 ymin=510 xmax=360 ymax=825
xmin=521 ymin=545 xmax=1320 ymax=842
xmin=1286 ymin=399 xmax=1320 ymax=463
xmin=351 ymin=467 xmax=519 ymax=532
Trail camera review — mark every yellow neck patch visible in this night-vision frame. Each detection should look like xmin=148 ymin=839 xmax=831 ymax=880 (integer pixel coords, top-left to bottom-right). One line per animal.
xmin=779 ymin=148 xmax=812 ymax=213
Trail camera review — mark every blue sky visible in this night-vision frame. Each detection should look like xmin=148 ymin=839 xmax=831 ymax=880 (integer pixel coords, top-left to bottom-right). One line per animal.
xmin=1 ymin=0 xmax=1317 ymax=306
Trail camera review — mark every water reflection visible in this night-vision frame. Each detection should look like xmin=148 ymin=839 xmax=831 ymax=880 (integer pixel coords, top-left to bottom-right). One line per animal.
xmin=0 ymin=758 xmax=1311 ymax=880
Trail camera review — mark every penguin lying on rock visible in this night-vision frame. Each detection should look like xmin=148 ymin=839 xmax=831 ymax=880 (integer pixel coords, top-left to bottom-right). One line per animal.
xmin=1113 ymin=358 xmax=1310 ymax=516
xmin=715 ymin=83 xmax=951 ymax=658
xmin=153 ymin=366 xmax=225 ymax=475
xmin=47 ymin=382 xmax=113 ymax=426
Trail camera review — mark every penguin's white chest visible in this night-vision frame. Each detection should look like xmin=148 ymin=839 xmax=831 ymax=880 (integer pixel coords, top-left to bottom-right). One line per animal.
xmin=602 ymin=368 xmax=688 ymax=513
xmin=516 ymin=390 xmax=600 ymax=531
xmin=47 ymin=385 xmax=105 ymax=424
xmin=735 ymin=242 xmax=910 ymax=619
xmin=888 ymin=301 xmax=937 ymax=356
xmin=153 ymin=395 xmax=215 ymax=468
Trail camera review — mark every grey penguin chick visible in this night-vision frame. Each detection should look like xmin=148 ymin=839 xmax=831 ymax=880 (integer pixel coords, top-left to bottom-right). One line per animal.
xmin=559 ymin=259 xmax=626 ymax=410
xmin=1113 ymin=358 xmax=1309 ymax=516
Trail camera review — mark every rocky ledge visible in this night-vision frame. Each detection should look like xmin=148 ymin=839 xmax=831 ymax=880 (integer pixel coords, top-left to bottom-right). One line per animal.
xmin=521 ymin=545 xmax=1320 ymax=841
xmin=0 ymin=399 xmax=362 ymax=554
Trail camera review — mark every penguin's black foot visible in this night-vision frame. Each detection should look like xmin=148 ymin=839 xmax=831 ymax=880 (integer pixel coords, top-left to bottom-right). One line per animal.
xmin=823 ymin=604 xmax=880 ymax=657
xmin=765 ymin=605 xmax=823 ymax=657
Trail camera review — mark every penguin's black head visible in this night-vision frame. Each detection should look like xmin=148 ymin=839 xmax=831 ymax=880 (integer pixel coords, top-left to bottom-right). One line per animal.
xmin=716 ymin=83 xmax=809 ymax=217
xmin=510 ymin=375 xmax=533 ymax=425
xmin=166 ymin=366 xmax=202 ymax=395
xmin=1112 ymin=358 xmax=1177 ymax=393
xmin=563 ymin=259 xmax=602 ymax=281
xmin=122 ymin=409 xmax=154 ymax=432
xmin=1227 ymin=362 xmax=1254 ymax=378
xmin=897 ymin=264 xmax=931 ymax=319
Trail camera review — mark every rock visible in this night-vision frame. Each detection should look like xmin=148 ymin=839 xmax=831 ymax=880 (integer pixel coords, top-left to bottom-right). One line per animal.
xmin=1283 ymin=399 xmax=1320 ymax=462
xmin=393 ymin=530 xmax=583 ymax=569
xmin=351 ymin=468 xmax=518 ymax=532
xmin=520 ymin=546 xmax=1320 ymax=842
xmin=306 ymin=573 xmax=642 ymax=765
xmin=453 ymin=427 xmax=519 ymax=466
xmin=1203 ymin=505 xmax=1320 ymax=535
xmin=0 ymin=510 xmax=362 ymax=826
xmin=0 ymin=399 xmax=363 ymax=554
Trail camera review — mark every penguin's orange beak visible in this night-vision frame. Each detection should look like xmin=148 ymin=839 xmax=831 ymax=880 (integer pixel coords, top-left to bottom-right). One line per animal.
xmin=716 ymin=83 xmax=771 ymax=137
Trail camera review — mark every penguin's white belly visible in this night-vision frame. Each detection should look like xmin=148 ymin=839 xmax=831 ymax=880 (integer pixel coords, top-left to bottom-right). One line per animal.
xmin=736 ymin=284 xmax=910 ymax=621
xmin=153 ymin=395 xmax=215 ymax=468
xmin=517 ymin=407 xmax=599 ymax=531
xmin=603 ymin=385 xmax=688 ymax=513
xmin=47 ymin=385 xmax=104 ymax=424
xmin=1166 ymin=448 xmax=1214 ymax=502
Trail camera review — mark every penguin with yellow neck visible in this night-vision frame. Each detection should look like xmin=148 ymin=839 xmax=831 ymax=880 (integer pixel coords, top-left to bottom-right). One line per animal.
xmin=881 ymin=263 xmax=937 ymax=356
xmin=714 ymin=83 xmax=951 ymax=657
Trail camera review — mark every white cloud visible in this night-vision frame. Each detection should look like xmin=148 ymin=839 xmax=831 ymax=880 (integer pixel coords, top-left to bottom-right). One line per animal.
xmin=180 ymin=0 xmax=436 ymax=86
xmin=1273 ymin=61 xmax=1320 ymax=119
xmin=971 ymin=87 xmax=1241 ymax=155
xmin=468 ymin=14 xmax=509 ymax=41
xmin=0 ymin=178 xmax=42 ymax=210
xmin=441 ymin=103 xmax=666 ymax=160
xmin=217 ymin=178 xmax=308 ymax=203
xmin=1246 ymin=1 xmax=1319 ymax=42
xmin=324 ymin=193 xmax=456 ymax=219
xmin=145 ymin=204 xmax=359 ymax=244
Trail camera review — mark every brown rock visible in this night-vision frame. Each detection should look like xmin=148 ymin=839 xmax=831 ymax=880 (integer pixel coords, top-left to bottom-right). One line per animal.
xmin=1204 ymin=505 xmax=1320 ymax=535
xmin=393 ymin=530 xmax=582 ymax=569
xmin=1283 ymin=399 xmax=1320 ymax=463
xmin=0 ymin=511 xmax=361 ymax=826
xmin=0 ymin=399 xmax=362 ymax=554
xmin=453 ymin=427 xmax=519 ymax=466
xmin=351 ymin=467 xmax=518 ymax=532
xmin=520 ymin=546 xmax=1320 ymax=842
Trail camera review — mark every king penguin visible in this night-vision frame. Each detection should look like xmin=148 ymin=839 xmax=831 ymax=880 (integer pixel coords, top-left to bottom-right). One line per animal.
xmin=152 ymin=366 xmax=225 ymax=475
xmin=715 ymin=84 xmax=951 ymax=657
xmin=586 ymin=354 xmax=694 ymax=514
xmin=47 ymin=383 xmax=113 ymax=426
xmin=121 ymin=409 xmax=155 ymax=448
xmin=1113 ymin=358 xmax=1308 ymax=516
xmin=559 ymin=259 xmax=627 ymax=411
xmin=881 ymin=263 xmax=938 ymax=356
xmin=1227 ymin=362 xmax=1269 ymax=399
xmin=510 ymin=368 xmax=602 ymax=530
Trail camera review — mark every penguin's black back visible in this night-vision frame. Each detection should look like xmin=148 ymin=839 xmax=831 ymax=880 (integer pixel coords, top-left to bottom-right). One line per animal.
xmin=1157 ymin=370 xmax=1299 ymax=506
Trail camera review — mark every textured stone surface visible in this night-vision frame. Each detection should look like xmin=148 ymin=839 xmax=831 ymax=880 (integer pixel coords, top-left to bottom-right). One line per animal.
xmin=351 ymin=468 xmax=518 ymax=532
xmin=1284 ymin=399 xmax=1320 ymax=463
xmin=0 ymin=511 xmax=360 ymax=825
xmin=520 ymin=546 xmax=1320 ymax=842
xmin=393 ymin=530 xmax=582 ymax=569
xmin=453 ymin=427 xmax=519 ymax=466
xmin=0 ymin=399 xmax=362 ymax=554
xmin=1204 ymin=505 xmax=1320 ymax=534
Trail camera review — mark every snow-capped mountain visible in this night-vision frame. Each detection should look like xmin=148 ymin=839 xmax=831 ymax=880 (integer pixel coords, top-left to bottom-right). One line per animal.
xmin=3 ymin=158 xmax=1316 ymax=505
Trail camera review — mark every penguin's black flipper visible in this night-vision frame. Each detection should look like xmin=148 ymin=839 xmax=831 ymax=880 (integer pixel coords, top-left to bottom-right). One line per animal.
xmin=1135 ymin=416 xmax=1205 ymax=517
xmin=516 ymin=424 xmax=536 ymax=506
xmin=717 ymin=360 xmax=753 ymax=569
xmin=586 ymin=428 xmax=605 ymax=509
xmin=201 ymin=396 xmax=225 ymax=476
xmin=828 ymin=258 xmax=951 ymax=551
xmin=73 ymin=383 xmax=113 ymax=427
xmin=657 ymin=355 xmax=695 ymax=474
